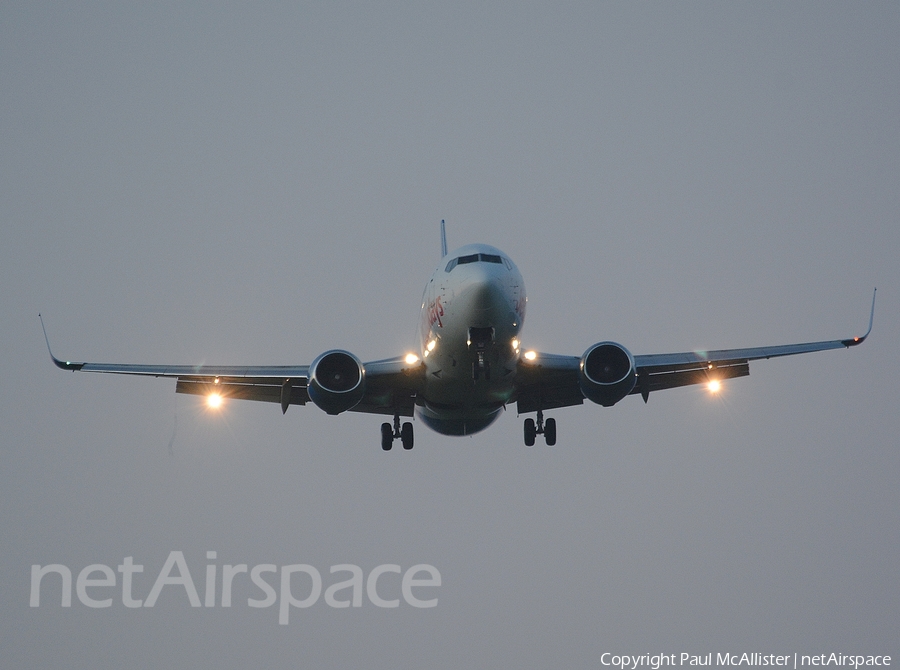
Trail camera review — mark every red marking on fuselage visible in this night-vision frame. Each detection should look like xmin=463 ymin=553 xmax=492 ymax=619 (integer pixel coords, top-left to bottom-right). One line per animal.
xmin=427 ymin=295 xmax=445 ymax=329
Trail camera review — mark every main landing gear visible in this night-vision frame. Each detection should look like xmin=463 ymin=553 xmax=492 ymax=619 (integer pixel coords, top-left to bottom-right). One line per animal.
xmin=381 ymin=414 xmax=413 ymax=451
xmin=524 ymin=409 xmax=556 ymax=447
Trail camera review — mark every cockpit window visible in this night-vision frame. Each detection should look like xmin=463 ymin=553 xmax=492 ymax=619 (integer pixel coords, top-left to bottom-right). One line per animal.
xmin=445 ymin=253 xmax=505 ymax=272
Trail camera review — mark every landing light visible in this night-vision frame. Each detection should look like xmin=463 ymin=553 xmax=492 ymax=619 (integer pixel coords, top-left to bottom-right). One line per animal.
xmin=707 ymin=380 xmax=721 ymax=393
xmin=207 ymin=392 xmax=224 ymax=409
xmin=524 ymin=351 xmax=537 ymax=361
xmin=405 ymin=353 xmax=419 ymax=365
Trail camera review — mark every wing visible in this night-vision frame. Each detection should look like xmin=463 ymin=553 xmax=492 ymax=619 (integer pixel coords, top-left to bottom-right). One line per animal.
xmin=175 ymin=355 xmax=421 ymax=417
xmin=514 ymin=290 xmax=875 ymax=413
xmin=40 ymin=317 xmax=422 ymax=417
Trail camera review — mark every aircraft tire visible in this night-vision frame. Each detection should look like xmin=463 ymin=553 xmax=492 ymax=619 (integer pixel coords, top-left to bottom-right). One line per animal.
xmin=524 ymin=418 xmax=536 ymax=447
xmin=544 ymin=417 xmax=556 ymax=446
xmin=401 ymin=422 xmax=414 ymax=450
xmin=381 ymin=422 xmax=393 ymax=451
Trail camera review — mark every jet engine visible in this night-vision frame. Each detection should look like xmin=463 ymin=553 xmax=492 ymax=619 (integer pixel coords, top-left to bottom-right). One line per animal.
xmin=579 ymin=341 xmax=636 ymax=407
xmin=307 ymin=350 xmax=366 ymax=415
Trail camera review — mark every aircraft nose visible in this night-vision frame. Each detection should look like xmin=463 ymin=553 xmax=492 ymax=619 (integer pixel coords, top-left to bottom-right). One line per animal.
xmin=460 ymin=275 xmax=508 ymax=314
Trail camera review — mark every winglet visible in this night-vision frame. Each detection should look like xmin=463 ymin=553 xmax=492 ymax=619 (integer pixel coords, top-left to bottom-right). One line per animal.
xmin=39 ymin=314 xmax=84 ymax=370
xmin=440 ymin=219 xmax=448 ymax=258
xmin=841 ymin=288 xmax=876 ymax=347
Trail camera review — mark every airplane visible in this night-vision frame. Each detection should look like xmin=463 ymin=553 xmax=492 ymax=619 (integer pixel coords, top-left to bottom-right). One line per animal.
xmin=42 ymin=222 xmax=875 ymax=450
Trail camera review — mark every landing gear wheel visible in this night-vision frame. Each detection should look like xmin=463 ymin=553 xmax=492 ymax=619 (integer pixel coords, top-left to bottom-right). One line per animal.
xmin=381 ymin=423 xmax=393 ymax=451
xmin=544 ymin=417 xmax=556 ymax=446
xmin=524 ymin=418 xmax=536 ymax=447
xmin=401 ymin=422 xmax=414 ymax=450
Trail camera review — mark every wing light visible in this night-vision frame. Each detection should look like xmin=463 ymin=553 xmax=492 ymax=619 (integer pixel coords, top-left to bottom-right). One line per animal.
xmin=405 ymin=353 xmax=420 ymax=365
xmin=707 ymin=380 xmax=721 ymax=393
xmin=207 ymin=392 xmax=224 ymax=409
xmin=523 ymin=350 xmax=537 ymax=361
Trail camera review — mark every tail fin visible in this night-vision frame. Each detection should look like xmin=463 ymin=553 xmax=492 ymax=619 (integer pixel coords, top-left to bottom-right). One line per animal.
xmin=440 ymin=219 xmax=448 ymax=258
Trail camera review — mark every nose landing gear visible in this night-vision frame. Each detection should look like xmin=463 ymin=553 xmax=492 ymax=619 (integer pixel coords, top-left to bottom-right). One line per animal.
xmin=524 ymin=409 xmax=556 ymax=447
xmin=469 ymin=326 xmax=494 ymax=381
xmin=381 ymin=414 xmax=414 ymax=451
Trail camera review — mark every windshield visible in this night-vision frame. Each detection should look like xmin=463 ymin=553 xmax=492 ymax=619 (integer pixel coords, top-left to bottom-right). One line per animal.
xmin=445 ymin=253 xmax=504 ymax=272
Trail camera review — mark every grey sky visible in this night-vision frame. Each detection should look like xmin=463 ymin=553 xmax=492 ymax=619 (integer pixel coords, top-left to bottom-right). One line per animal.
xmin=2 ymin=2 xmax=898 ymax=667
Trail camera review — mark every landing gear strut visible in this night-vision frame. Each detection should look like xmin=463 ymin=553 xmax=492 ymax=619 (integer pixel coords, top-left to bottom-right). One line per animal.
xmin=469 ymin=326 xmax=494 ymax=381
xmin=472 ymin=353 xmax=491 ymax=381
xmin=524 ymin=409 xmax=556 ymax=447
xmin=381 ymin=414 xmax=413 ymax=451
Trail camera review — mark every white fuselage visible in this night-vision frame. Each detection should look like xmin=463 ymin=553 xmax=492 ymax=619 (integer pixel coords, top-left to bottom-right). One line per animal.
xmin=415 ymin=244 xmax=526 ymax=435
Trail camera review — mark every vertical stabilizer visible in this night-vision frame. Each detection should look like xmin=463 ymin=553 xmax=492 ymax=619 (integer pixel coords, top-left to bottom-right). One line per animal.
xmin=440 ymin=220 xmax=448 ymax=258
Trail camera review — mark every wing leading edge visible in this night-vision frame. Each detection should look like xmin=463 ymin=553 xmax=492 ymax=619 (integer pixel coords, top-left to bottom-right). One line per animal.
xmin=515 ymin=289 xmax=875 ymax=413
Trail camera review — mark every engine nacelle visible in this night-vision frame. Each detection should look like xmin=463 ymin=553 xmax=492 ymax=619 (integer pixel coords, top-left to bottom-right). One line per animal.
xmin=307 ymin=350 xmax=366 ymax=415
xmin=579 ymin=341 xmax=636 ymax=407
